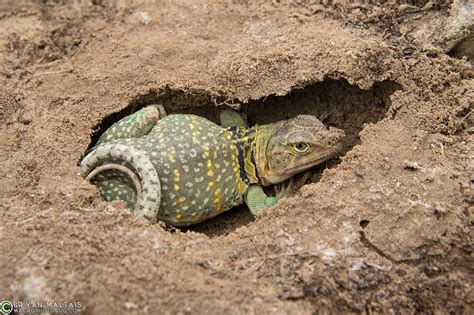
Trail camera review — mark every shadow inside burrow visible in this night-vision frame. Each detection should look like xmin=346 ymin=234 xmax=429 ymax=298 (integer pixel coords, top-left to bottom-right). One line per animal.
xmin=82 ymin=78 xmax=401 ymax=237
xmin=448 ymin=33 xmax=473 ymax=61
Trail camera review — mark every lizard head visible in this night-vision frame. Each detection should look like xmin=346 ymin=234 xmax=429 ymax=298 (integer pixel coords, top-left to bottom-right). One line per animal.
xmin=256 ymin=115 xmax=345 ymax=185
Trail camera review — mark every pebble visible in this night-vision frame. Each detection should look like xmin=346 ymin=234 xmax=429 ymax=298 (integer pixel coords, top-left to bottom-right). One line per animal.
xmin=403 ymin=160 xmax=421 ymax=170
xmin=355 ymin=168 xmax=365 ymax=177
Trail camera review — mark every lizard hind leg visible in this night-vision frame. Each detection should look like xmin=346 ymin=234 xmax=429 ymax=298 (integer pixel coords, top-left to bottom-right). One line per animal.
xmin=219 ymin=109 xmax=247 ymax=128
xmin=80 ymin=144 xmax=161 ymax=223
xmin=96 ymin=104 xmax=167 ymax=146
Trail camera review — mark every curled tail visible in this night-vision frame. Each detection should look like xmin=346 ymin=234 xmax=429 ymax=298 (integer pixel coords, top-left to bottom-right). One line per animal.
xmin=80 ymin=144 xmax=161 ymax=223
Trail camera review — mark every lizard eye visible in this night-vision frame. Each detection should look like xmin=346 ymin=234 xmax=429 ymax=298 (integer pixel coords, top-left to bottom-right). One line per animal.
xmin=293 ymin=142 xmax=310 ymax=153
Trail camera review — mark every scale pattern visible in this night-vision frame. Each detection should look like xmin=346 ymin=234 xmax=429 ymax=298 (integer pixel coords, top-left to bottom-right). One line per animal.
xmin=81 ymin=106 xmax=345 ymax=226
xmin=90 ymin=114 xmax=249 ymax=226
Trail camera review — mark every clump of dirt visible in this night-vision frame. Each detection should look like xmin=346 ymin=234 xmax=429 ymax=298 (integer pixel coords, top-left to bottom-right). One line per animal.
xmin=1 ymin=1 xmax=472 ymax=314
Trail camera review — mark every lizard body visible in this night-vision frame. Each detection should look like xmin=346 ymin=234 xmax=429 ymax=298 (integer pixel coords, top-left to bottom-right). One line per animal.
xmin=80 ymin=105 xmax=344 ymax=226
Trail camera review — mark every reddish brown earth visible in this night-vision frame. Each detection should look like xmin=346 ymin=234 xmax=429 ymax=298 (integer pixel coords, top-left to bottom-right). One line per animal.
xmin=1 ymin=1 xmax=472 ymax=314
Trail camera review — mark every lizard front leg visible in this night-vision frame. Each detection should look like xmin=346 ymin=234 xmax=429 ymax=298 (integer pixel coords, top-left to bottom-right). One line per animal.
xmin=96 ymin=104 xmax=166 ymax=145
xmin=245 ymin=173 xmax=311 ymax=216
xmin=244 ymin=185 xmax=278 ymax=216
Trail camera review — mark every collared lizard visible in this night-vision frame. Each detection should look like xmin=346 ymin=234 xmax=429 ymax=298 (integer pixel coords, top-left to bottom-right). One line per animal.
xmin=80 ymin=105 xmax=345 ymax=226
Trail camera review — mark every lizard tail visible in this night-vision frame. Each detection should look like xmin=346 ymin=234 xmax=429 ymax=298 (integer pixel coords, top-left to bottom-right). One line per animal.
xmin=80 ymin=144 xmax=161 ymax=223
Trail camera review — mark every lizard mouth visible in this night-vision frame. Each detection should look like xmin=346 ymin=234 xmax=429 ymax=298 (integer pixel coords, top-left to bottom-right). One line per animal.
xmin=311 ymin=143 xmax=343 ymax=164
xmin=267 ymin=143 xmax=342 ymax=184
xmin=275 ymin=143 xmax=343 ymax=178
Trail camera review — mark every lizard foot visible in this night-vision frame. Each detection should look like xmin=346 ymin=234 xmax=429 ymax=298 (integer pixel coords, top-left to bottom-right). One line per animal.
xmin=273 ymin=172 xmax=311 ymax=200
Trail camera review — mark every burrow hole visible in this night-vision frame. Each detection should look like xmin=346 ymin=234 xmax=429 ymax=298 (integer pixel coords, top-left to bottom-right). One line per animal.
xmin=85 ymin=78 xmax=401 ymax=236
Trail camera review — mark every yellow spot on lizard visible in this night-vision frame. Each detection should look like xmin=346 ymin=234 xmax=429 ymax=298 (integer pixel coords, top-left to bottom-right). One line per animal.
xmin=236 ymin=180 xmax=245 ymax=194
xmin=173 ymin=169 xmax=180 ymax=182
xmin=176 ymin=196 xmax=186 ymax=208
xmin=207 ymin=160 xmax=214 ymax=177
xmin=213 ymin=189 xmax=222 ymax=209
xmin=168 ymin=153 xmax=176 ymax=163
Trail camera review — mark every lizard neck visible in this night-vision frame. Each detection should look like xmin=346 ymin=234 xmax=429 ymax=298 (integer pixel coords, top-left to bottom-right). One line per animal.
xmin=253 ymin=123 xmax=277 ymax=186
xmin=228 ymin=126 xmax=259 ymax=186
xmin=228 ymin=123 xmax=280 ymax=187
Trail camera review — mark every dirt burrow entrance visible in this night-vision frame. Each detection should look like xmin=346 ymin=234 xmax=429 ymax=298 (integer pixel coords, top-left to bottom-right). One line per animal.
xmin=85 ymin=78 xmax=401 ymax=236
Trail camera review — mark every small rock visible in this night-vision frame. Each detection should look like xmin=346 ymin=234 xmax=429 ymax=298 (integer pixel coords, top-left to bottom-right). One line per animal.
xmin=355 ymin=168 xmax=365 ymax=177
xmin=123 ymin=302 xmax=138 ymax=310
xmin=403 ymin=160 xmax=422 ymax=170
xmin=310 ymin=4 xmax=325 ymax=14
xmin=403 ymin=47 xmax=415 ymax=56
xmin=399 ymin=4 xmax=421 ymax=13
xmin=421 ymin=2 xmax=434 ymax=11
xmin=434 ymin=202 xmax=447 ymax=215
xmin=450 ymin=171 xmax=461 ymax=179
xmin=140 ymin=11 xmax=152 ymax=24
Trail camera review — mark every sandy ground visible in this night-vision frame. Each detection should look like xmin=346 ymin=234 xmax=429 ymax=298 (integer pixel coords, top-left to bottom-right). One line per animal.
xmin=1 ymin=0 xmax=473 ymax=314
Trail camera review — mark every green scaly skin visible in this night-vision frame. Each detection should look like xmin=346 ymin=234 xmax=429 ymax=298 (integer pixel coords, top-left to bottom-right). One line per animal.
xmin=80 ymin=105 xmax=345 ymax=226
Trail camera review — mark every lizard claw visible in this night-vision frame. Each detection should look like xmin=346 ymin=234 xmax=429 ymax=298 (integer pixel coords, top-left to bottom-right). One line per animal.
xmin=274 ymin=172 xmax=311 ymax=200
